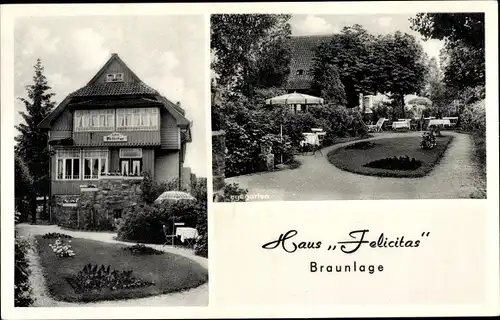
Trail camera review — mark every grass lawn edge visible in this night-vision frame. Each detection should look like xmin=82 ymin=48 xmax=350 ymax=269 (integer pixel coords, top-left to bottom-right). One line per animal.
xmin=327 ymin=135 xmax=455 ymax=178
xmin=34 ymin=236 xmax=208 ymax=303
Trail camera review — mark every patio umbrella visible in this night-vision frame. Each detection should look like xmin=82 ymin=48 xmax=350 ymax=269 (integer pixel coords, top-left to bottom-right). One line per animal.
xmin=155 ymin=191 xmax=196 ymax=238
xmin=265 ymin=92 xmax=324 ymax=163
xmin=265 ymin=92 xmax=324 ymax=106
xmin=154 ymin=190 xmax=196 ymax=203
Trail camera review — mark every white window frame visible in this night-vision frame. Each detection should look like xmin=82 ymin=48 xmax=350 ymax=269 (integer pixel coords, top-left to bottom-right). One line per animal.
xmin=116 ymin=108 xmax=159 ymax=131
xmin=119 ymin=148 xmax=143 ymax=176
xmin=55 ymin=149 xmax=82 ymax=181
xmin=82 ymin=149 xmax=109 ymax=180
xmin=105 ymin=73 xmax=124 ymax=83
xmin=119 ymin=148 xmax=143 ymax=158
xmin=74 ymin=109 xmax=115 ymax=132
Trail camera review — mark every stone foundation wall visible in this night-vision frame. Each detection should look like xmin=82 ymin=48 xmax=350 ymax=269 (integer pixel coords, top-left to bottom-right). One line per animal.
xmin=52 ymin=177 xmax=143 ymax=230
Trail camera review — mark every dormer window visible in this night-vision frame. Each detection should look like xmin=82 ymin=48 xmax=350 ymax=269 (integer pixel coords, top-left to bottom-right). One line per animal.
xmin=105 ymin=73 xmax=124 ymax=83
xmin=296 ymin=69 xmax=304 ymax=75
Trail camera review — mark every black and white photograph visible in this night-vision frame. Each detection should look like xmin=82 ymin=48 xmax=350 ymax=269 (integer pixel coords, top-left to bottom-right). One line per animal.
xmin=211 ymin=13 xmax=486 ymax=202
xmin=12 ymin=14 xmax=208 ymax=307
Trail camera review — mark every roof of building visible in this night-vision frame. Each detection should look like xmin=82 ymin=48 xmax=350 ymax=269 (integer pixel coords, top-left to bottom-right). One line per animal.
xmin=68 ymin=97 xmax=164 ymax=107
xmin=71 ymin=82 xmax=158 ymax=97
xmin=285 ymin=35 xmax=332 ymax=91
xmin=39 ymin=53 xmax=190 ymax=129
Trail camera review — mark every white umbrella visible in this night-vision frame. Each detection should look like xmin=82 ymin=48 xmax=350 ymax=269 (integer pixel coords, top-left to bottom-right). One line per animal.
xmin=155 ymin=191 xmax=196 ymax=239
xmin=265 ymin=92 xmax=323 ymax=163
xmin=154 ymin=191 xmax=196 ymax=203
xmin=265 ymin=92 xmax=324 ymax=105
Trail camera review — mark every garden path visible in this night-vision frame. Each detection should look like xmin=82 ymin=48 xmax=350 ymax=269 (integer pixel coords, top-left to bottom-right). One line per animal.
xmin=226 ymin=131 xmax=483 ymax=200
xmin=16 ymin=223 xmax=208 ymax=307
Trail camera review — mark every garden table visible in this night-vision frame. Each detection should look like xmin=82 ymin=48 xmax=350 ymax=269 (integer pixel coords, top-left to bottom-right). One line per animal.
xmin=428 ymin=119 xmax=451 ymax=128
xmin=392 ymin=121 xmax=410 ymax=130
xmin=300 ymin=132 xmax=320 ymax=146
xmin=176 ymin=227 xmax=198 ymax=243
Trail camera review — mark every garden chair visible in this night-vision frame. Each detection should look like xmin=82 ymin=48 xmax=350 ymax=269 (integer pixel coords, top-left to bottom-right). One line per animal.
xmin=367 ymin=118 xmax=386 ymax=132
xmin=163 ymin=222 xmax=185 ymax=246
xmin=163 ymin=224 xmax=175 ymax=246
xmin=312 ymin=132 xmax=326 ymax=156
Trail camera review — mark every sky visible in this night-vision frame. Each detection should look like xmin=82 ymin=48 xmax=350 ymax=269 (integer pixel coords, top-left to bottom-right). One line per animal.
xmin=289 ymin=14 xmax=444 ymax=61
xmin=14 ymin=15 xmax=207 ymax=177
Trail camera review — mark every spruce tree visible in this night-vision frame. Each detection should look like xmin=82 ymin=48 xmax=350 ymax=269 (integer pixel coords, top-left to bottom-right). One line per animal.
xmin=15 ymin=59 xmax=55 ymax=223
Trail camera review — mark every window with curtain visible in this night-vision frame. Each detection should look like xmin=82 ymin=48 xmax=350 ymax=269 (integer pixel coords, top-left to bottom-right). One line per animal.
xmin=116 ymin=108 xmax=158 ymax=131
xmin=74 ymin=109 xmax=115 ymax=132
xmin=82 ymin=149 xmax=109 ymax=180
xmin=119 ymin=148 xmax=142 ymax=176
xmin=55 ymin=149 xmax=81 ymax=180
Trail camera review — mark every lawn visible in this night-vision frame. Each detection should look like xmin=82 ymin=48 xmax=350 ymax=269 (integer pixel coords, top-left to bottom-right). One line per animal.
xmin=35 ymin=236 xmax=208 ymax=302
xmin=327 ymin=135 xmax=454 ymax=178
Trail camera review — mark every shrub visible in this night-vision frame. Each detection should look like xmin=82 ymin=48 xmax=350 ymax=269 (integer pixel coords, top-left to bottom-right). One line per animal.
xmin=48 ymin=237 xmax=75 ymax=258
xmin=420 ymin=131 xmax=437 ymax=149
xmin=15 ymin=232 xmax=33 ymax=306
xmin=219 ymin=183 xmax=248 ymax=202
xmin=286 ymin=158 xmax=302 ymax=170
xmin=460 ymin=99 xmax=485 ymax=135
xmin=141 ymin=172 xmax=186 ymax=204
xmin=190 ymin=178 xmax=208 ymax=258
xmin=194 ymin=203 xmax=208 ymax=258
xmin=42 ymin=232 xmax=72 ymax=239
xmin=117 ymin=204 xmax=165 ymax=244
xmin=15 ymin=155 xmax=34 ymax=223
xmin=124 ymin=244 xmax=164 ymax=255
xmin=118 ymin=200 xmax=198 ymax=244
xmin=364 ymin=155 xmax=422 ymax=171
xmin=260 ymin=133 xmax=295 ymax=164
xmin=67 ymin=264 xmax=154 ymax=293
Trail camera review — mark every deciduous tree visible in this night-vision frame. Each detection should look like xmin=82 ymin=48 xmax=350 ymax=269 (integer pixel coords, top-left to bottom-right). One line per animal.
xmin=211 ymin=14 xmax=291 ymax=97
xmin=371 ymin=31 xmax=427 ymax=118
xmin=410 ymin=13 xmax=485 ymax=91
xmin=312 ymin=25 xmax=376 ymax=108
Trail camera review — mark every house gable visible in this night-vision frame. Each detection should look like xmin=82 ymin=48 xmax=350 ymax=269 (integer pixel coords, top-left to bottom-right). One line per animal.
xmin=38 ymin=53 xmax=190 ymax=130
xmin=87 ymin=53 xmax=142 ymax=85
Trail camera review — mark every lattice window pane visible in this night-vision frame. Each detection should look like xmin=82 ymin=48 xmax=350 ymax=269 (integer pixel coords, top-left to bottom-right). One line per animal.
xmin=119 ymin=148 xmax=142 ymax=158
xmin=57 ymin=149 xmax=81 ymax=158
xmin=82 ymin=149 xmax=108 ymax=158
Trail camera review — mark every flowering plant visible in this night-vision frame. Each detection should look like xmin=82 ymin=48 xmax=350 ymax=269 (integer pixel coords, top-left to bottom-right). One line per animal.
xmin=48 ymin=237 xmax=75 ymax=257
xmin=70 ymin=264 xmax=154 ymax=292
xmin=420 ymin=131 xmax=437 ymax=149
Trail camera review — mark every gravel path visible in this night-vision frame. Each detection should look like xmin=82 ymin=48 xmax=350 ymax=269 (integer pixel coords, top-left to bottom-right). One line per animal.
xmin=16 ymin=223 xmax=208 ymax=307
xmin=226 ymin=131 xmax=483 ymax=201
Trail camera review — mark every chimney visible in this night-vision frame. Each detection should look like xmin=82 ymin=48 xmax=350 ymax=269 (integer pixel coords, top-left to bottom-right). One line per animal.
xmin=111 ymin=53 xmax=118 ymax=57
xmin=176 ymin=101 xmax=181 ymax=108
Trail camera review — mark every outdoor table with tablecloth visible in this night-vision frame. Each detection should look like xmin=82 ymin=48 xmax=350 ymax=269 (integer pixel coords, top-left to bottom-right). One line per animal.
xmin=428 ymin=119 xmax=451 ymax=128
xmin=300 ymin=132 xmax=320 ymax=146
xmin=392 ymin=120 xmax=410 ymax=130
xmin=175 ymin=227 xmax=198 ymax=243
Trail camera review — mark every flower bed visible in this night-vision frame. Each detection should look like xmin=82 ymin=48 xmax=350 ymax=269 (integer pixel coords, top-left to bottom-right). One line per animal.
xmin=123 ymin=244 xmax=164 ymax=255
xmin=327 ymin=135 xmax=453 ymax=178
xmin=35 ymin=236 xmax=208 ymax=302
xmin=42 ymin=232 xmax=73 ymax=239
xmin=364 ymin=155 xmax=422 ymax=171
xmin=67 ymin=264 xmax=154 ymax=293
